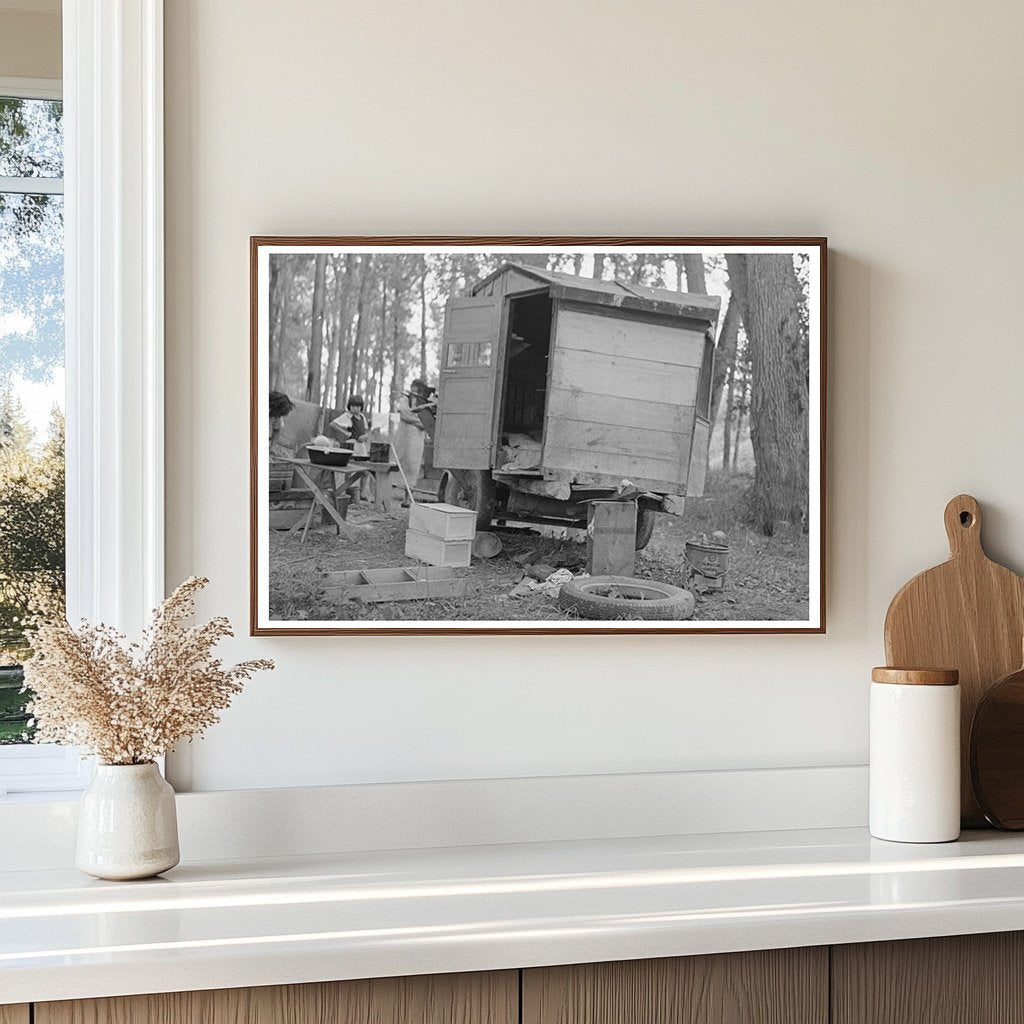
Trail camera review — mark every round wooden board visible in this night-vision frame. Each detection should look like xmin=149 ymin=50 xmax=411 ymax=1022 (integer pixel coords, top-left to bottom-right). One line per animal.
xmin=971 ymin=664 xmax=1024 ymax=829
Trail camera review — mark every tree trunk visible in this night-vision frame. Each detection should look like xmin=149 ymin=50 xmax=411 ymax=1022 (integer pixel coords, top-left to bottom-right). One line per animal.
xmin=709 ymin=295 xmax=740 ymax=428
xmin=322 ymin=259 xmax=343 ymax=408
xmin=726 ymin=254 xmax=808 ymax=534
xmin=732 ymin=386 xmax=746 ymax=471
xmin=269 ymin=258 xmax=282 ymax=389
xmin=592 ymin=253 xmax=606 ymax=280
xmin=391 ymin=270 xmax=405 ymax=412
xmin=419 ymin=255 xmax=428 ymax=381
xmin=722 ymin=362 xmax=735 ymax=472
xmin=683 ymin=254 xmax=707 ymax=295
xmin=304 ymin=254 xmax=327 ymax=403
xmin=348 ymin=257 xmax=372 ymax=403
xmin=332 ymin=254 xmax=357 ymax=409
xmin=269 ymin=257 xmax=295 ymax=392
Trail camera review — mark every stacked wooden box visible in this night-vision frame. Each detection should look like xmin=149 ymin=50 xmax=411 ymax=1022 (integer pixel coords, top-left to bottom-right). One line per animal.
xmin=405 ymin=503 xmax=476 ymax=567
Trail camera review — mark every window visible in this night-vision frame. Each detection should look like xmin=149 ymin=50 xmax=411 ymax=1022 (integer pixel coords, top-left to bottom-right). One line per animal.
xmin=0 ymin=81 xmax=81 ymax=795
xmin=446 ymin=340 xmax=492 ymax=368
xmin=1 ymin=7 xmax=167 ymax=797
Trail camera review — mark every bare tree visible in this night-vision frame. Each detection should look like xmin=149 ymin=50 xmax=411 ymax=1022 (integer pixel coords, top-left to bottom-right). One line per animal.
xmin=726 ymin=254 xmax=808 ymax=534
xmin=304 ymin=254 xmax=327 ymax=403
xmin=419 ymin=255 xmax=428 ymax=381
xmin=268 ymin=256 xmax=297 ymax=391
xmin=721 ymin=360 xmax=735 ymax=472
xmin=709 ymin=296 xmax=740 ymax=428
xmin=347 ymin=256 xmax=372 ymax=403
xmin=683 ymin=253 xmax=707 ymax=295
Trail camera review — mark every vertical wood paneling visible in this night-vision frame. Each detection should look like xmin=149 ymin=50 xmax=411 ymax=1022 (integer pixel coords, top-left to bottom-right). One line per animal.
xmin=832 ymin=932 xmax=1024 ymax=1024
xmin=522 ymin=949 xmax=828 ymax=1024
xmin=0 ymin=1007 xmax=30 ymax=1024
xmin=36 ymin=971 xmax=517 ymax=1024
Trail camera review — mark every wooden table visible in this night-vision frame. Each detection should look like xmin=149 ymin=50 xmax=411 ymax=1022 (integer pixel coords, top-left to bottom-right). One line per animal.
xmin=271 ymin=457 xmax=395 ymax=543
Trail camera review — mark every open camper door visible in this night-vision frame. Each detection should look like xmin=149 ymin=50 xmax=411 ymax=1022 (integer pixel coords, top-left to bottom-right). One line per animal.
xmin=433 ymin=295 xmax=503 ymax=470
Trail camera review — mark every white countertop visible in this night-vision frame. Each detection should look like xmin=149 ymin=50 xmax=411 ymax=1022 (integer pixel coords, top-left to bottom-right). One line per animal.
xmin=4 ymin=826 xmax=1024 ymax=1004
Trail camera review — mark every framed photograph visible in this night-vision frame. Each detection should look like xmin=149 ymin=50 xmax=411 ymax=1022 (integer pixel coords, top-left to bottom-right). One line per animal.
xmin=250 ymin=237 xmax=826 ymax=635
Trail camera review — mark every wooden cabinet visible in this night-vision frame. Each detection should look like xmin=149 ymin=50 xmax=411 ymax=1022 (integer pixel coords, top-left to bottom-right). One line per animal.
xmin=832 ymin=932 xmax=1024 ymax=1024
xmin=34 ymin=972 xmax=517 ymax=1024
xmin=13 ymin=934 xmax=1024 ymax=1024
xmin=522 ymin=948 xmax=828 ymax=1024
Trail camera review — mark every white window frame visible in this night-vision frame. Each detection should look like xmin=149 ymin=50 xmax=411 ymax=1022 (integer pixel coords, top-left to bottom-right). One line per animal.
xmin=0 ymin=0 xmax=164 ymax=797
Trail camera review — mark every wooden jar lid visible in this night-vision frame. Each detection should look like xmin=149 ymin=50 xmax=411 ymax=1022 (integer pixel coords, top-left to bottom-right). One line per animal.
xmin=871 ymin=667 xmax=960 ymax=686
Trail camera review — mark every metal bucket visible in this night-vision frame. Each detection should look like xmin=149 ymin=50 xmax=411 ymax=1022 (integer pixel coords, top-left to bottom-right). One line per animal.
xmin=684 ymin=540 xmax=729 ymax=589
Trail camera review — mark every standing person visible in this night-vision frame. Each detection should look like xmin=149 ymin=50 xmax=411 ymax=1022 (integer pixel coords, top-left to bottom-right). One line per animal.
xmin=329 ymin=395 xmax=372 ymax=502
xmin=393 ymin=378 xmax=429 ymax=507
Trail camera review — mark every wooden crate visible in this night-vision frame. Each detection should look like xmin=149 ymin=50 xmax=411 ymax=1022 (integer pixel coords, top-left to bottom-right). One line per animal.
xmin=405 ymin=529 xmax=473 ymax=567
xmin=323 ymin=566 xmax=467 ymax=603
xmin=408 ymin=502 xmax=477 ymax=541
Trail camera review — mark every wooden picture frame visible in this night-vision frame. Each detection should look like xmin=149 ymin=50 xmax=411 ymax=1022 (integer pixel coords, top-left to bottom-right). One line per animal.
xmin=250 ymin=237 xmax=826 ymax=635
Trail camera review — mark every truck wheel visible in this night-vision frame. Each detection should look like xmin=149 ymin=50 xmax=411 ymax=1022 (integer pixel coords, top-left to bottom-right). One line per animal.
xmin=443 ymin=470 xmax=496 ymax=530
xmin=557 ymin=575 xmax=694 ymax=621
xmin=635 ymin=507 xmax=657 ymax=550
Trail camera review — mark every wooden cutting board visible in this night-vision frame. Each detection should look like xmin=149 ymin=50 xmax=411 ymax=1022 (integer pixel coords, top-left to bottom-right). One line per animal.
xmin=884 ymin=494 xmax=1024 ymax=826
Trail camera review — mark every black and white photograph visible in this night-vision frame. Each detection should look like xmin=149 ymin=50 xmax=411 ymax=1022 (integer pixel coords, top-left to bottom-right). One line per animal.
xmin=251 ymin=239 xmax=824 ymax=634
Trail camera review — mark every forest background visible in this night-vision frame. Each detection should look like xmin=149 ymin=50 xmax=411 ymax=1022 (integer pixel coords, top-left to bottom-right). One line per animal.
xmin=268 ymin=248 xmax=813 ymax=536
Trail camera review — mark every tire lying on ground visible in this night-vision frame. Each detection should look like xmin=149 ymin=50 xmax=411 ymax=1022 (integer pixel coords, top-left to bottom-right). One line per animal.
xmin=557 ymin=575 xmax=695 ymax=621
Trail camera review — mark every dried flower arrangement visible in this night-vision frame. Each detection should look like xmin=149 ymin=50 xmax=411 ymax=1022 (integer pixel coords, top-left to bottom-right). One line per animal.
xmin=23 ymin=577 xmax=273 ymax=765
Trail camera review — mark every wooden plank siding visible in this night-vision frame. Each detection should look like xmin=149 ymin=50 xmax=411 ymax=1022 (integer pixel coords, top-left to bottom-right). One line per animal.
xmin=0 ymin=1007 xmax=29 ymax=1024
xmin=544 ymin=308 xmax=702 ymax=489
xmin=433 ymin=296 xmax=503 ymax=470
xmin=472 ymin=268 xmax=544 ymax=299
xmin=686 ymin=418 xmax=710 ymax=497
xmin=555 ymin=308 xmax=706 ymax=367
xmin=547 ymin=389 xmax=696 ymax=436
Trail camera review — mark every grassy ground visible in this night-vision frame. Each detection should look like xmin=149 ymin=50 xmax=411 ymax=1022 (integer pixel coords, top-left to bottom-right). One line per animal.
xmin=268 ymin=471 xmax=809 ymax=623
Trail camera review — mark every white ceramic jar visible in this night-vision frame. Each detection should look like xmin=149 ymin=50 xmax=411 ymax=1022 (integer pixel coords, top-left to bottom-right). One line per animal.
xmin=870 ymin=667 xmax=961 ymax=843
xmin=76 ymin=762 xmax=180 ymax=880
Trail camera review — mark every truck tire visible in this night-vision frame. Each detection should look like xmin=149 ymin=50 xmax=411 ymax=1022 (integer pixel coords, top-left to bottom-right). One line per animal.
xmin=557 ymin=575 xmax=695 ymax=621
xmin=442 ymin=470 xmax=496 ymax=530
xmin=635 ymin=507 xmax=657 ymax=550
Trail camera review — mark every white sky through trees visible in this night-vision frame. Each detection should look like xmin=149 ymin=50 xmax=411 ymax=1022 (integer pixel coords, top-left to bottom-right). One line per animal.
xmin=0 ymin=96 xmax=64 ymax=447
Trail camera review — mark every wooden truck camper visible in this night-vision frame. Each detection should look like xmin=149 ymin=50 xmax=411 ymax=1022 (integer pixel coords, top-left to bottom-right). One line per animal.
xmin=432 ymin=262 xmax=722 ymax=549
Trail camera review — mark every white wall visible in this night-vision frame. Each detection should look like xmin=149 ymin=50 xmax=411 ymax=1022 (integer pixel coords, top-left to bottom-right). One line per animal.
xmin=164 ymin=0 xmax=1024 ymax=792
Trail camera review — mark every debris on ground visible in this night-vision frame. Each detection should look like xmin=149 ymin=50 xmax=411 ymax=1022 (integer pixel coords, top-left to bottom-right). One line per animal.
xmin=509 ymin=567 xmax=575 ymax=599
xmin=508 ymin=536 xmax=585 ymax=569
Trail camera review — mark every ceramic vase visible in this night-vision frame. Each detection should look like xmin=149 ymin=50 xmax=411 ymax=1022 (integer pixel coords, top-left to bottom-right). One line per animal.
xmin=76 ymin=762 xmax=180 ymax=880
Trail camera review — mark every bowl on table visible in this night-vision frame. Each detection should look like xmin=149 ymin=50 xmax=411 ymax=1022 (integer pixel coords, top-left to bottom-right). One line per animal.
xmin=305 ymin=445 xmax=352 ymax=468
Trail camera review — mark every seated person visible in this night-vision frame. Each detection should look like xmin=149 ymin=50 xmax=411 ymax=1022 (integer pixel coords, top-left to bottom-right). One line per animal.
xmin=269 ymin=390 xmax=295 ymax=457
xmin=329 ymin=395 xmax=371 ymax=455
